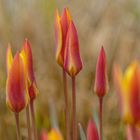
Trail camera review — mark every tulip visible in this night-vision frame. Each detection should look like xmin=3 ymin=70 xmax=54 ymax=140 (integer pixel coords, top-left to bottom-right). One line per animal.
xmin=94 ymin=47 xmax=108 ymax=140
xmin=87 ymin=119 xmax=99 ymax=140
xmin=6 ymin=51 xmax=29 ymax=112
xmin=94 ymin=47 xmax=108 ymax=98
xmin=47 ymin=129 xmax=63 ymax=140
xmin=64 ymin=21 xmax=83 ymax=140
xmin=54 ymin=8 xmax=71 ymax=140
xmin=113 ymin=62 xmax=140 ymax=125
xmin=6 ymin=48 xmax=29 ymax=140
xmin=20 ymin=39 xmax=38 ymax=140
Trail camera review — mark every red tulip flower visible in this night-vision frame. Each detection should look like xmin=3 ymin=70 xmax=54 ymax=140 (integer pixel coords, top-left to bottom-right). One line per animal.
xmin=94 ymin=47 xmax=109 ymax=98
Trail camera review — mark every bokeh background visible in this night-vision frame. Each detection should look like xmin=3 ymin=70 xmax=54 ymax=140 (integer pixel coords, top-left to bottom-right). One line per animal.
xmin=0 ymin=0 xmax=140 ymax=139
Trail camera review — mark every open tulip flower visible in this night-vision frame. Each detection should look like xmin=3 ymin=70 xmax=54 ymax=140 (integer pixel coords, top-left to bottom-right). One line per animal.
xmin=113 ymin=61 xmax=140 ymax=126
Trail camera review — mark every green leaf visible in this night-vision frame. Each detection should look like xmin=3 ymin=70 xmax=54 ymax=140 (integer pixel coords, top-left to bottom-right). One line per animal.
xmin=78 ymin=123 xmax=87 ymax=140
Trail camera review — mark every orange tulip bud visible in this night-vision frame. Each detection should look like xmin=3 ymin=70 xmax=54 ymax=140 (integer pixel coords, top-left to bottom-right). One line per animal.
xmin=6 ymin=52 xmax=29 ymax=113
xmin=113 ymin=62 xmax=140 ymax=125
xmin=54 ymin=8 xmax=71 ymax=67
xmin=87 ymin=119 xmax=99 ymax=140
xmin=64 ymin=21 xmax=83 ymax=77
xmin=94 ymin=47 xmax=109 ymax=97
xmin=20 ymin=39 xmax=38 ymax=101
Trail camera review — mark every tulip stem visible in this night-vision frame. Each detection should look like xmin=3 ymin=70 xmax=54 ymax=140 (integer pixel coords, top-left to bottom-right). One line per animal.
xmin=30 ymin=100 xmax=38 ymax=140
xmin=14 ymin=113 xmax=21 ymax=140
xmin=63 ymin=69 xmax=70 ymax=140
xmin=72 ymin=76 xmax=77 ymax=140
xmin=26 ymin=105 xmax=32 ymax=140
xmin=99 ymin=97 xmax=103 ymax=140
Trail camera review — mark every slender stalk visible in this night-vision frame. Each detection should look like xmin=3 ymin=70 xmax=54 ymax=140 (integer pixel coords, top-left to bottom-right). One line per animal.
xmin=26 ymin=105 xmax=32 ymax=140
xmin=99 ymin=97 xmax=103 ymax=140
xmin=72 ymin=77 xmax=77 ymax=140
xmin=14 ymin=113 xmax=21 ymax=140
xmin=30 ymin=100 xmax=38 ymax=140
xmin=63 ymin=69 xmax=70 ymax=140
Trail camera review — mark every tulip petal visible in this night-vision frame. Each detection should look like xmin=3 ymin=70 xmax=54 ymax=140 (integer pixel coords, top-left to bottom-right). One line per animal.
xmin=64 ymin=21 xmax=83 ymax=77
xmin=6 ymin=53 xmax=29 ymax=112
xmin=60 ymin=8 xmax=71 ymax=52
xmin=54 ymin=10 xmax=63 ymax=66
xmin=6 ymin=45 xmax=13 ymax=74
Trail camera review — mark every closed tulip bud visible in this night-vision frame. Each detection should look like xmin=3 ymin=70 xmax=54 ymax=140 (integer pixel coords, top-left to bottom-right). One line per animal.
xmin=113 ymin=62 xmax=140 ymax=125
xmin=6 ymin=52 xmax=29 ymax=113
xmin=87 ymin=119 xmax=99 ymax=140
xmin=20 ymin=39 xmax=39 ymax=101
xmin=54 ymin=8 xmax=71 ymax=67
xmin=47 ymin=129 xmax=63 ymax=140
xmin=64 ymin=21 xmax=83 ymax=77
xmin=94 ymin=47 xmax=109 ymax=97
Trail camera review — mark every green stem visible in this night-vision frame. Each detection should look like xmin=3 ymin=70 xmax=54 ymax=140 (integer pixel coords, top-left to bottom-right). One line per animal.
xmin=72 ymin=77 xmax=77 ymax=140
xmin=99 ymin=97 xmax=103 ymax=140
xmin=30 ymin=100 xmax=38 ymax=140
xmin=14 ymin=113 xmax=21 ymax=140
xmin=26 ymin=105 xmax=32 ymax=140
xmin=63 ymin=69 xmax=70 ymax=140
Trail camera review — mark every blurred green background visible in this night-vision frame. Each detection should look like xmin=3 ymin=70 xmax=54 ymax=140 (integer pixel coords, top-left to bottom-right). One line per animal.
xmin=0 ymin=0 xmax=140 ymax=139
